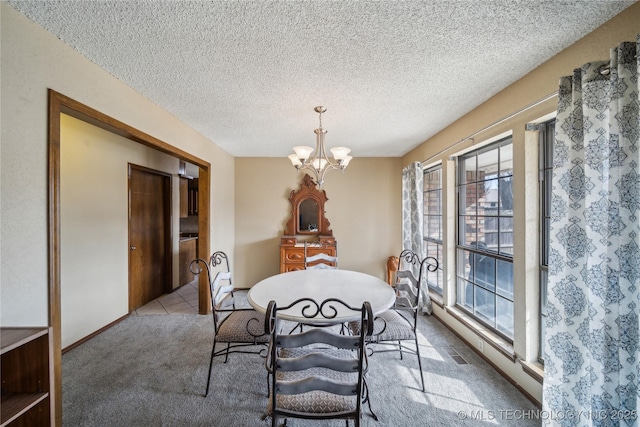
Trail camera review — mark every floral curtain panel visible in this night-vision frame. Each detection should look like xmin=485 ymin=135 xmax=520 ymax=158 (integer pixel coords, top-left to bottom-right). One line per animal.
xmin=542 ymin=36 xmax=639 ymax=425
xmin=402 ymin=161 xmax=432 ymax=315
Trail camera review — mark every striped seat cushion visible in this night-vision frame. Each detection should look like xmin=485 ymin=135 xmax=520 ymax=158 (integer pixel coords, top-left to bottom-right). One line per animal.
xmin=349 ymin=309 xmax=415 ymax=341
xmin=216 ymin=310 xmax=269 ymax=343
xmin=267 ymin=347 xmax=358 ymax=415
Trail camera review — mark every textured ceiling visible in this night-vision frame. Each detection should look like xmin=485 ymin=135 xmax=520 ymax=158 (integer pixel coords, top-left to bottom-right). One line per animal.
xmin=6 ymin=1 xmax=635 ymax=157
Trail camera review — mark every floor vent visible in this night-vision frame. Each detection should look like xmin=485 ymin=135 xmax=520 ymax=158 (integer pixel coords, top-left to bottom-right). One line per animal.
xmin=443 ymin=347 xmax=468 ymax=365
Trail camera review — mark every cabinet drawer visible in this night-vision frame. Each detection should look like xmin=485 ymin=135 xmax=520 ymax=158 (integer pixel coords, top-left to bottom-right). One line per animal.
xmin=305 ymin=248 xmax=336 ymax=257
xmin=282 ymin=248 xmax=305 ymax=263
xmin=282 ymin=264 xmax=305 ymax=273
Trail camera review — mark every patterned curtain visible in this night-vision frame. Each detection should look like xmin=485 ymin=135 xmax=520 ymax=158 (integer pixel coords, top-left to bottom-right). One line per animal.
xmin=402 ymin=161 xmax=432 ymax=315
xmin=542 ymin=36 xmax=639 ymax=425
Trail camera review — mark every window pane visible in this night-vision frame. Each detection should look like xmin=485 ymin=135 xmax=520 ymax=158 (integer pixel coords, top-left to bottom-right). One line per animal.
xmin=459 ymin=183 xmax=477 ymax=215
xmin=461 ymin=155 xmax=477 ymax=183
xmin=500 ymin=143 xmax=513 ymax=177
xmin=484 ymin=216 xmax=499 ymax=232
xmin=473 ymin=253 xmax=495 ymax=291
xmin=496 ymin=259 xmax=513 ymax=299
xmin=542 ymin=218 xmax=550 ymax=265
xmin=427 ymin=191 xmax=441 ymax=215
xmin=425 ymin=241 xmax=438 ymax=259
xmin=478 ymin=149 xmax=499 ymax=179
xmin=544 ymin=170 xmax=553 ymax=211
xmin=474 ymin=286 xmax=495 ymax=323
xmin=425 ymin=169 xmax=441 ymax=190
xmin=457 ymin=277 xmax=473 ymax=309
xmin=459 ymin=216 xmax=477 ymax=246
xmin=540 ymin=269 xmax=548 ymax=316
xmin=498 ymin=177 xmax=514 ymax=214
xmin=496 ymin=296 xmax=514 ymax=336
xmin=499 ymin=217 xmax=514 ymax=255
xmin=427 ymin=216 xmax=441 ymax=240
xmin=479 ymin=179 xmax=499 ymax=214
xmin=457 ymin=249 xmax=472 ymax=282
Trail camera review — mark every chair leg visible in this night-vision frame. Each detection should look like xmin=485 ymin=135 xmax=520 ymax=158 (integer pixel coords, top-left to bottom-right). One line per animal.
xmin=362 ymin=378 xmax=378 ymax=421
xmin=266 ymin=371 xmax=270 ymax=397
xmin=223 ymin=343 xmax=231 ymax=363
xmin=205 ymin=339 xmax=217 ymax=396
xmin=414 ymin=336 xmax=425 ymax=392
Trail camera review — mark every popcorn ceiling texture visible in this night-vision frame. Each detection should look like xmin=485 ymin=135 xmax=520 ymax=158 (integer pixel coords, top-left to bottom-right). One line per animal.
xmin=6 ymin=1 xmax=634 ymax=157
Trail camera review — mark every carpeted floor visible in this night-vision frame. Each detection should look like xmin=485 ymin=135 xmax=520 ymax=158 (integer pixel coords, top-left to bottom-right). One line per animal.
xmin=62 ymin=308 xmax=539 ymax=426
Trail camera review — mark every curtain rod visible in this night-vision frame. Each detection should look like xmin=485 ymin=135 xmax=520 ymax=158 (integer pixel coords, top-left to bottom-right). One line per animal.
xmin=420 ymin=90 xmax=558 ymax=166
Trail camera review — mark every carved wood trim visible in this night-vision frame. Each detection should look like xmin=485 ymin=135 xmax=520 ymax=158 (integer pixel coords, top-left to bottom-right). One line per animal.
xmin=283 ymin=174 xmax=333 ymax=237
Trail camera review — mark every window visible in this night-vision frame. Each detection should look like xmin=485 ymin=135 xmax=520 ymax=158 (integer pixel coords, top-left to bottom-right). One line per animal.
xmin=423 ymin=165 xmax=444 ymax=295
xmin=539 ymin=119 xmax=554 ymax=362
xmin=456 ymin=137 xmax=514 ymax=340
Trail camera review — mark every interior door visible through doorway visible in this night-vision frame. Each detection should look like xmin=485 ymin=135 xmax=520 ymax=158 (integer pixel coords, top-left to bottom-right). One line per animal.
xmin=128 ymin=164 xmax=172 ymax=311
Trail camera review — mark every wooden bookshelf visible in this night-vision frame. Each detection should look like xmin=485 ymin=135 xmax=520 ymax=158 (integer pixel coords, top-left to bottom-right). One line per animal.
xmin=1 ymin=327 xmax=53 ymax=426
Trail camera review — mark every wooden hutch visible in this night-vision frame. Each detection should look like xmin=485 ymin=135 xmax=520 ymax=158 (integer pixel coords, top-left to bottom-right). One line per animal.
xmin=280 ymin=174 xmax=337 ymax=272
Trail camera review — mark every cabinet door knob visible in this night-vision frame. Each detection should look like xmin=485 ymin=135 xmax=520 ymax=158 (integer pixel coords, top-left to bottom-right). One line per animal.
xmin=131 ymin=246 xmax=136 ymax=250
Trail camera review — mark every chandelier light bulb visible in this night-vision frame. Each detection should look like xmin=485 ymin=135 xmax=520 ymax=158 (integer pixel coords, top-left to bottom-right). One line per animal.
xmin=293 ymin=146 xmax=314 ymax=162
xmin=330 ymin=147 xmax=351 ymax=161
xmin=288 ymin=153 xmax=302 ymax=168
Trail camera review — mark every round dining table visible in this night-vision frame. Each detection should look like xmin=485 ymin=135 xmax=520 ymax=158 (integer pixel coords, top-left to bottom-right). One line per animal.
xmin=247 ymin=269 xmax=396 ymax=325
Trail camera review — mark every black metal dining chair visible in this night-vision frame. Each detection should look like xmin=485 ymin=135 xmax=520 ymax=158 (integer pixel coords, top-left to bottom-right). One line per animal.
xmin=349 ymin=249 xmax=438 ymax=392
xmin=190 ymin=251 xmax=270 ymax=397
xmin=264 ymin=297 xmax=373 ymax=427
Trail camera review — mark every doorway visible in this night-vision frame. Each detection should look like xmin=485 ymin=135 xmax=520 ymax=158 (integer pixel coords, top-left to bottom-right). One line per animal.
xmin=128 ymin=164 xmax=172 ymax=311
xmin=49 ymin=90 xmax=212 ymax=425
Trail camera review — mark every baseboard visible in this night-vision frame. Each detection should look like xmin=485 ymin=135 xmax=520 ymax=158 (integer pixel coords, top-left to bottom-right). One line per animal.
xmin=62 ymin=313 xmax=129 ymax=353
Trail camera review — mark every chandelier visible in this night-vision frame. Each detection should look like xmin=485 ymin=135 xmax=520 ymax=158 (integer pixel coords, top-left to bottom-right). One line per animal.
xmin=288 ymin=106 xmax=353 ymax=186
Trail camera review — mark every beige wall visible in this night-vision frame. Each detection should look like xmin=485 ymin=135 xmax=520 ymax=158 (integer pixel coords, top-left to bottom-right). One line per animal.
xmin=0 ymin=3 xmax=235 ymax=327
xmin=234 ymin=157 xmax=403 ymax=288
xmin=60 ymin=114 xmax=184 ymax=347
xmin=402 ymin=3 xmax=639 ymax=404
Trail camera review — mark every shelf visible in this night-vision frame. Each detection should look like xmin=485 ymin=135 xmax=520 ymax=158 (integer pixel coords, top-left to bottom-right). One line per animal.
xmin=1 ymin=328 xmax=49 ymax=355
xmin=1 ymin=392 xmax=48 ymax=426
xmin=1 ymin=327 xmax=52 ymax=426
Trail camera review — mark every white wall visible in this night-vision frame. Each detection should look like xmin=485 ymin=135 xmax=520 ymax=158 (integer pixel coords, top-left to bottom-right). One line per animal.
xmin=1 ymin=3 xmax=235 ymax=328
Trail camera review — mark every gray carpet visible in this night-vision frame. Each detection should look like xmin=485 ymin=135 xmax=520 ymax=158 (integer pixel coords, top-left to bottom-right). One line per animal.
xmin=63 ymin=309 xmax=539 ymax=426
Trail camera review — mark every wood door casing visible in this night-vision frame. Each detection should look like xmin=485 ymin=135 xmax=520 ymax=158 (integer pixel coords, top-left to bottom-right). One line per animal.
xmin=128 ymin=165 xmax=172 ymax=311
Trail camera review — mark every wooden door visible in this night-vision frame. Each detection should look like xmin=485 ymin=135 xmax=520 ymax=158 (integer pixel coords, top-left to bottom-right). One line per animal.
xmin=128 ymin=165 xmax=172 ymax=311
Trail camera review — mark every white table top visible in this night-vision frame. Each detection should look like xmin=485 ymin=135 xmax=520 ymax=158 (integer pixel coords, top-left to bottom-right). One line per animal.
xmin=247 ymin=269 xmax=396 ymax=325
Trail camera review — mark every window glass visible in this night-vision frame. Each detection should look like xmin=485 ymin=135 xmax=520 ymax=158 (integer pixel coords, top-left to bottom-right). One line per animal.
xmin=456 ymin=136 xmax=514 ymax=341
xmin=423 ymin=164 xmax=444 ymax=296
xmin=539 ymin=119 xmax=555 ymax=362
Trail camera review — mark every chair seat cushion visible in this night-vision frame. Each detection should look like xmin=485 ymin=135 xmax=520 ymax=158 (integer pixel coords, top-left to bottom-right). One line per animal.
xmin=216 ymin=310 xmax=269 ymax=343
xmin=268 ymin=348 xmax=358 ymax=415
xmin=349 ymin=309 xmax=415 ymax=341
